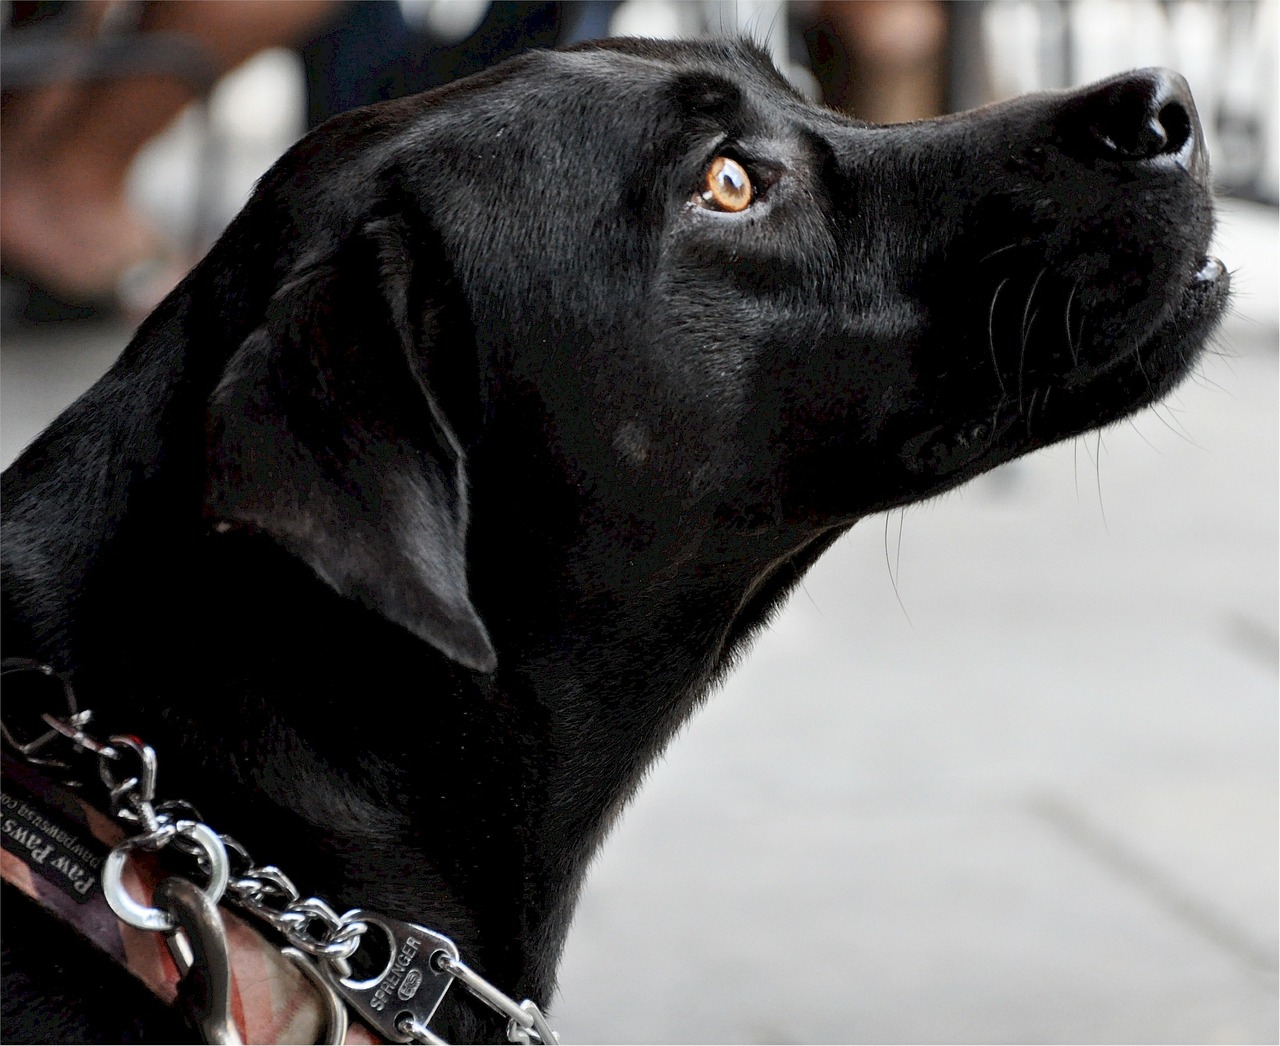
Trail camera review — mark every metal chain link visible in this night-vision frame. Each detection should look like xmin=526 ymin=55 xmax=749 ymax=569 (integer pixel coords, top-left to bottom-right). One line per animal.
xmin=0 ymin=660 xmax=559 ymax=1045
xmin=433 ymin=954 xmax=559 ymax=1045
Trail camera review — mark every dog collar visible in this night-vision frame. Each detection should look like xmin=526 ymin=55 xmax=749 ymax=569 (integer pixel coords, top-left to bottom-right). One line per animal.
xmin=0 ymin=659 xmax=559 ymax=1045
xmin=1 ymin=756 xmax=373 ymax=1044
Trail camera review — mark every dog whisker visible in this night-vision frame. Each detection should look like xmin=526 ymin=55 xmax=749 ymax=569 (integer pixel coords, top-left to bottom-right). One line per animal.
xmin=1025 ymin=389 xmax=1040 ymax=437
xmin=883 ymin=510 xmax=912 ymax=625
xmin=1125 ymin=417 xmax=1164 ymax=455
xmin=895 ymin=507 xmax=906 ymax=592
xmin=1073 ymin=437 xmax=1082 ymax=503
xmin=1016 ymin=268 xmax=1047 ymax=410
xmin=1187 ymin=369 xmax=1232 ymax=397
xmin=797 ymin=575 xmax=822 ymax=614
xmin=978 ymin=242 xmax=1021 ymax=265
xmin=1094 ymin=430 xmax=1109 ymax=532
xmin=1064 ymin=280 xmax=1080 ymax=365
xmin=1148 ymin=403 xmax=1201 ymax=447
xmin=987 ymin=277 xmax=1010 ymax=400
xmin=1018 ymin=305 xmax=1040 ymax=409
xmin=1133 ymin=346 xmax=1152 ymax=394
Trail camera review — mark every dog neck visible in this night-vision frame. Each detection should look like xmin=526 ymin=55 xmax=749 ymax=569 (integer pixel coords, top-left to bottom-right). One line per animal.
xmin=3 ymin=432 xmax=840 ymax=1029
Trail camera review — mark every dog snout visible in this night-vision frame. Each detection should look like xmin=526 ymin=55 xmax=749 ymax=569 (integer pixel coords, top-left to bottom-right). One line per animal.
xmin=1060 ymin=67 xmax=1208 ymax=182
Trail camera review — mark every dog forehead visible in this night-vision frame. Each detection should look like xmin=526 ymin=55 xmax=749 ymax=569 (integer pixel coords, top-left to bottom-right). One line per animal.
xmin=475 ymin=39 xmax=807 ymax=140
xmin=552 ymin=36 xmax=792 ymax=88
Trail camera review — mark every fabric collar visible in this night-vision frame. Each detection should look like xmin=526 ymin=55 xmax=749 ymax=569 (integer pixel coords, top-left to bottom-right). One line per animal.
xmin=1 ymin=757 xmax=379 ymax=1044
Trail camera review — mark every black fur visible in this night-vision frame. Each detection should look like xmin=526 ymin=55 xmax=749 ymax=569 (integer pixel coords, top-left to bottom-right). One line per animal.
xmin=1 ymin=40 xmax=1227 ymax=1043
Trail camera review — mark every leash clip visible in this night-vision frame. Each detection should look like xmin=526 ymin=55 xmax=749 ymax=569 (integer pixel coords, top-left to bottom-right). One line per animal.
xmin=156 ymin=877 xmax=242 ymax=1045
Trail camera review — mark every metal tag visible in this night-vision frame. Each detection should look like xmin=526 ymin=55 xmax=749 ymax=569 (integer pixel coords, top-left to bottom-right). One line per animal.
xmin=321 ymin=909 xmax=459 ymax=1043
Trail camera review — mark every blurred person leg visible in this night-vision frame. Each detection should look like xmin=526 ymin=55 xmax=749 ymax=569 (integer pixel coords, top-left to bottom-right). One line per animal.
xmin=802 ymin=0 xmax=948 ymax=123
xmin=1 ymin=0 xmax=338 ymax=312
xmin=298 ymin=1 xmax=573 ymax=132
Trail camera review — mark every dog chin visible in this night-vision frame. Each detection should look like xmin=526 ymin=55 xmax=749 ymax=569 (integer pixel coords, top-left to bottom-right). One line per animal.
xmin=899 ymin=254 xmax=1230 ymax=487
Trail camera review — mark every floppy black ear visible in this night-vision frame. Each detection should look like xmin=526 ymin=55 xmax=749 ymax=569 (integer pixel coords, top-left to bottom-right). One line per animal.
xmin=205 ymin=218 xmax=496 ymax=673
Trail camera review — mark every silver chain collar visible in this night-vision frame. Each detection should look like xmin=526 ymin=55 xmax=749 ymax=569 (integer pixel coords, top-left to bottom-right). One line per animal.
xmin=0 ymin=659 xmax=559 ymax=1046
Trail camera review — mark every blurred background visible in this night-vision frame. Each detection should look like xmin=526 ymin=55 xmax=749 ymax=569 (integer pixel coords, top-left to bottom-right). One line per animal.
xmin=2 ymin=1 xmax=1276 ymax=1042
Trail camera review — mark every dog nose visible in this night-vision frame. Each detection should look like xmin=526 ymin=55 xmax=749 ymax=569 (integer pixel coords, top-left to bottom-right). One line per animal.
xmin=1063 ymin=68 xmax=1208 ymax=182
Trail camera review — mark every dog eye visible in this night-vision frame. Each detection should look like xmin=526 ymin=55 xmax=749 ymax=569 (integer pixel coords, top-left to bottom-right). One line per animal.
xmin=699 ymin=156 xmax=753 ymax=212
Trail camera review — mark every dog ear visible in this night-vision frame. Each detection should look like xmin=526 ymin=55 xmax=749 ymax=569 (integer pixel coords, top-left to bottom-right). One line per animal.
xmin=205 ymin=217 xmax=496 ymax=673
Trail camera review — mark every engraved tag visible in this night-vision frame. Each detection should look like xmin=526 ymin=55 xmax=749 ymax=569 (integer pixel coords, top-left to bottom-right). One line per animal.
xmin=322 ymin=909 xmax=459 ymax=1043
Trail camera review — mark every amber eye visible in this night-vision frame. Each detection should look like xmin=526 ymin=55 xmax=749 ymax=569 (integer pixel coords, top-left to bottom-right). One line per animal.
xmin=699 ymin=156 xmax=753 ymax=212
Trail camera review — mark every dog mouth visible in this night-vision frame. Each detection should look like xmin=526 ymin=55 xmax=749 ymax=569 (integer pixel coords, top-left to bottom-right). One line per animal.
xmin=899 ymin=253 xmax=1229 ymax=481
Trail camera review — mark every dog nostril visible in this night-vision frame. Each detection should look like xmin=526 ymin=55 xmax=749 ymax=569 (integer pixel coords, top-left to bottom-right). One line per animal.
xmin=1127 ymin=115 xmax=1169 ymax=158
xmin=1067 ymin=69 xmax=1206 ymax=180
xmin=1156 ymin=100 xmax=1192 ymax=157
xmin=1103 ymin=101 xmax=1191 ymax=161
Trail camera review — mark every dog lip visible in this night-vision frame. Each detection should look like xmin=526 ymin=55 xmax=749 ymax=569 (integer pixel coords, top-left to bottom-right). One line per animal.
xmin=1171 ymin=253 xmax=1231 ymax=323
xmin=1063 ymin=253 xmax=1228 ymax=384
xmin=899 ymin=403 xmax=1020 ymax=476
xmin=905 ymin=252 xmax=1228 ymax=482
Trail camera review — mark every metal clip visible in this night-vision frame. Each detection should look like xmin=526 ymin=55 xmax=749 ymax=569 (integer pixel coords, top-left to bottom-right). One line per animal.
xmin=319 ymin=909 xmax=460 ymax=1044
xmin=103 ymin=820 xmax=230 ymax=932
xmin=155 ymin=877 xmax=242 ymax=1046
xmin=437 ymin=955 xmax=559 ymax=1044
xmin=99 ymin=734 xmax=160 ymax=828
xmin=0 ymin=659 xmax=86 ymax=769
xmin=282 ymin=948 xmax=351 ymax=1046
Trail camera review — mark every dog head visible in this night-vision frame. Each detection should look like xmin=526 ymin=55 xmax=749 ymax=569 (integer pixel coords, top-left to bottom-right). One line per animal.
xmin=200 ymin=39 xmax=1227 ymax=672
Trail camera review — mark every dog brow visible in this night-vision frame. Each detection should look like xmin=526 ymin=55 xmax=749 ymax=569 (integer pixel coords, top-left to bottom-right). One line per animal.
xmin=669 ymin=72 xmax=745 ymax=120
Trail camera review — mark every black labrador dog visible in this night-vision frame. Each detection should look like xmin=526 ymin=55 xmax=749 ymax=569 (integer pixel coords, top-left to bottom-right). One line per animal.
xmin=2 ymin=39 xmax=1227 ymax=1043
